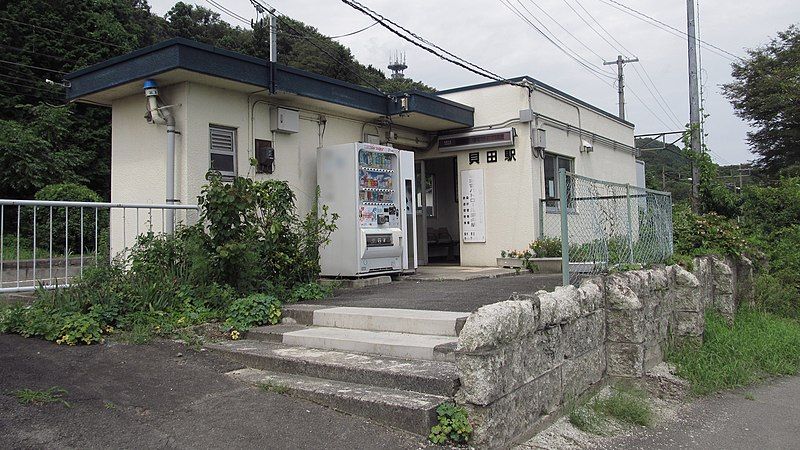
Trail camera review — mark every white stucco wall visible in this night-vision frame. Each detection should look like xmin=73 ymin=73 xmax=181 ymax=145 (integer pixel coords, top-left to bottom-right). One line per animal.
xmin=430 ymin=82 xmax=637 ymax=266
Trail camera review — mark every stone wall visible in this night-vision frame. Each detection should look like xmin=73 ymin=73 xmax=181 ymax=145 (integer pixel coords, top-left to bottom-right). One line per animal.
xmin=455 ymin=256 xmax=753 ymax=448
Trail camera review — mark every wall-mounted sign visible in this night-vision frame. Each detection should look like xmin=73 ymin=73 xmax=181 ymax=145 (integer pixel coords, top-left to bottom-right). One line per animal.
xmin=461 ymin=169 xmax=486 ymax=243
xmin=439 ymin=127 xmax=515 ymax=152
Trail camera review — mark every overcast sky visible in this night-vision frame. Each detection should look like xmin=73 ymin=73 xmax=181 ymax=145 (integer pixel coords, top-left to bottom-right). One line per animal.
xmin=150 ymin=0 xmax=799 ymax=164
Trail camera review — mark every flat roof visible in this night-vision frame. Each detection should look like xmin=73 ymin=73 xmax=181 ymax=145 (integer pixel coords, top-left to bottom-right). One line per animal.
xmin=65 ymin=38 xmax=474 ymax=130
xmin=437 ymin=76 xmax=634 ymax=128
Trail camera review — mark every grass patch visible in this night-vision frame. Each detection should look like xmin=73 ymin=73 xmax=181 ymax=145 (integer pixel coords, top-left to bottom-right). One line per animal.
xmin=591 ymin=386 xmax=652 ymax=427
xmin=259 ymin=382 xmax=289 ymax=395
xmin=11 ymin=387 xmax=70 ymax=407
xmin=568 ymin=385 xmax=652 ymax=434
xmin=568 ymin=405 xmax=605 ymax=434
xmin=669 ymin=309 xmax=800 ymax=395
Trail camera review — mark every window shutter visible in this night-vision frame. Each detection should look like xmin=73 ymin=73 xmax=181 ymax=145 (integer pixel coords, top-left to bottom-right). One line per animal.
xmin=210 ymin=127 xmax=235 ymax=153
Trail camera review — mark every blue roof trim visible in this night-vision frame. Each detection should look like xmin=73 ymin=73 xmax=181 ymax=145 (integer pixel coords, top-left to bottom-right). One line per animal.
xmin=65 ymin=38 xmax=473 ymax=127
xmin=436 ymin=76 xmax=634 ymax=127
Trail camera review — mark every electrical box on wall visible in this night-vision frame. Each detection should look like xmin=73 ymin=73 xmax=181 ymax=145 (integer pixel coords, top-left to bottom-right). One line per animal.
xmin=533 ymin=128 xmax=546 ymax=150
xmin=255 ymin=139 xmax=275 ymax=173
xmin=270 ymin=107 xmax=299 ymax=134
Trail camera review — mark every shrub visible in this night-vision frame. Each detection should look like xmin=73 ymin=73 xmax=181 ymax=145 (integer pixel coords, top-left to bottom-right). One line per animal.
xmin=529 ymin=237 xmax=561 ymax=257
xmin=199 ymin=172 xmax=338 ymax=293
xmin=673 ymin=203 xmax=748 ymax=259
xmin=429 ymin=402 xmax=472 ymax=445
xmin=740 ymin=177 xmax=800 ymax=236
xmin=224 ymin=294 xmax=282 ymax=333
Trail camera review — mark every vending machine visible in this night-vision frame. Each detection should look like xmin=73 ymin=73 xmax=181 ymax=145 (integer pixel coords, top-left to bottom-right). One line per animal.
xmin=317 ymin=143 xmax=417 ymax=277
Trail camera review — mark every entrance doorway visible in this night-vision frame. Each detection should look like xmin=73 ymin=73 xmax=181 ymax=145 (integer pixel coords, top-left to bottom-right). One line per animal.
xmin=415 ymin=157 xmax=460 ymax=265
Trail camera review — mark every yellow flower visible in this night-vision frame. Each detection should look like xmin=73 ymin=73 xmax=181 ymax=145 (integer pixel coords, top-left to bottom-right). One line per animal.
xmin=230 ymin=330 xmax=241 ymax=340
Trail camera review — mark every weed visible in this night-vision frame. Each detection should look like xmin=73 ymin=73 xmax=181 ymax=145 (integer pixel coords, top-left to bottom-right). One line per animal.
xmin=259 ymin=382 xmax=289 ymax=395
xmin=568 ymin=405 xmax=605 ymax=435
xmin=104 ymin=401 xmax=116 ymax=409
xmin=744 ymin=392 xmax=756 ymax=401
xmin=11 ymin=387 xmax=70 ymax=407
xmin=591 ymin=386 xmax=652 ymax=427
xmin=669 ymin=309 xmax=800 ymax=395
xmin=429 ymin=402 xmax=472 ymax=445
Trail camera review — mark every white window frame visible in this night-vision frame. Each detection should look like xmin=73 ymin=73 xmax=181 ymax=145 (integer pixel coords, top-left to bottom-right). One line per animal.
xmin=209 ymin=125 xmax=237 ymax=178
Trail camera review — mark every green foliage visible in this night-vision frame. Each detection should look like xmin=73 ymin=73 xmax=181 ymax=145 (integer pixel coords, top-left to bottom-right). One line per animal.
xmin=722 ymin=25 xmax=800 ymax=175
xmin=199 ymin=172 xmax=337 ymax=292
xmin=27 ymin=183 xmax=107 ymax=253
xmin=591 ymin=386 xmax=652 ymax=427
xmin=530 ymin=237 xmax=562 ymax=258
xmin=740 ymin=177 xmax=800 ymax=236
xmin=568 ymin=404 xmax=605 ymax=435
xmin=673 ymin=203 xmax=748 ymax=258
xmin=288 ymin=282 xmax=332 ymax=304
xmin=224 ymin=294 xmax=282 ymax=333
xmin=753 ymin=273 xmax=799 ymax=319
xmin=11 ymin=387 xmax=70 ymax=407
xmin=429 ymin=402 xmax=472 ymax=445
xmin=669 ymin=309 xmax=800 ymax=395
xmin=0 ymin=1 xmax=434 ymax=200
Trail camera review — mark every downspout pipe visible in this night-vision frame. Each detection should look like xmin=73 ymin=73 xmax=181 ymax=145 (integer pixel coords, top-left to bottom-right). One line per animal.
xmin=144 ymin=79 xmax=176 ymax=234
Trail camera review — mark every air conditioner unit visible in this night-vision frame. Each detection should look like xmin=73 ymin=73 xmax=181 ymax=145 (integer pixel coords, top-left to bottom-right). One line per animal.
xmin=533 ymin=128 xmax=546 ymax=150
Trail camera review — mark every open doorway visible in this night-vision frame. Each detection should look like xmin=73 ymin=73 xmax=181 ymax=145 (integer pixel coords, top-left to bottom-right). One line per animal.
xmin=416 ymin=157 xmax=460 ymax=265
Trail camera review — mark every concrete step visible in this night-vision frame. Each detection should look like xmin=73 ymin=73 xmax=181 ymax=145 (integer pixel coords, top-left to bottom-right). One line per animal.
xmin=282 ymin=305 xmax=469 ymax=336
xmin=207 ymin=339 xmax=460 ymax=397
xmin=228 ymin=367 xmax=447 ymax=436
xmin=270 ymin=326 xmax=457 ymax=362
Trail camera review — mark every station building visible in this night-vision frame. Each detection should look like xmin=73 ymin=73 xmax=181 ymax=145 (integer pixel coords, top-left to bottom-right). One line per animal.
xmin=65 ymin=38 xmax=639 ymax=269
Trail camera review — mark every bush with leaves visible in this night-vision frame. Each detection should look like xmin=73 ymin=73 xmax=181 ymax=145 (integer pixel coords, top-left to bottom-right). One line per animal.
xmin=199 ymin=172 xmax=338 ymax=293
xmin=673 ymin=203 xmax=748 ymax=259
xmin=429 ymin=402 xmax=472 ymax=445
xmin=529 ymin=237 xmax=562 ymax=258
xmin=224 ymin=294 xmax=282 ymax=333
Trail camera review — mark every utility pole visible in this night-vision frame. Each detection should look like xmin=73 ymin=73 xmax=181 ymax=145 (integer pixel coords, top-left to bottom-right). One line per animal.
xmin=604 ymin=55 xmax=639 ymax=121
xmin=251 ymin=0 xmax=277 ymax=63
xmin=687 ymin=0 xmax=702 ymax=212
xmin=268 ymin=8 xmax=277 ymax=63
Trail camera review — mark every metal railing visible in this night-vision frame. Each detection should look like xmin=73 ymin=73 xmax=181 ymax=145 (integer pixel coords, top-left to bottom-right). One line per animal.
xmin=0 ymin=200 xmax=200 ymax=293
xmin=538 ymin=170 xmax=673 ymax=286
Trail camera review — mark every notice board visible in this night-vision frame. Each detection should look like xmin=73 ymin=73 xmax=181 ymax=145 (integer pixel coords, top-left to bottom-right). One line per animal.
xmin=460 ymin=169 xmax=486 ymax=243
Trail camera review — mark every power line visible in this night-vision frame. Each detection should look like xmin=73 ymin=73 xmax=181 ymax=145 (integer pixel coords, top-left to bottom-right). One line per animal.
xmin=329 ymin=21 xmax=378 ymax=38
xmin=564 ymin=0 xmax=683 ymax=127
xmin=0 ymin=16 xmax=127 ymax=50
xmin=0 ymin=72 xmax=56 ymax=86
xmin=521 ymin=0 xmax=611 ymax=65
xmin=250 ymin=1 xmax=390 ymax=95
xmin=0 ymin=79 xmax=63 ymax=93
xmin=629 ymin=64 xmax=682 ymax=128
xmin=339 ymin=0 xmax=518 ymax=85
xmin=205 ymin=0 xmax=250 ymax=25
xmin=0 ymin=44 xmax=71 ymax=62
xmin=498 ymin=0 xmax=615 ymax=84
xmin=0 ymin=59 xmax=67 ymax=74
xmin=592 ymin=0 xmax=739 ymax=61
xmin=626 ymin=85 xmax=672 ymax=130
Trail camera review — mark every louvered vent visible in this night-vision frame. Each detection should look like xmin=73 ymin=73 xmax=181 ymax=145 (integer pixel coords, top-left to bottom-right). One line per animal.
xmin=209 ymin=126 xmax=236 ymax=176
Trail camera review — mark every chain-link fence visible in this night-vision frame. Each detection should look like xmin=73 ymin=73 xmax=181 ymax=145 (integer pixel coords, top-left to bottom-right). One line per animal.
xmin=539 ymin=170 xmax=673 ymax=285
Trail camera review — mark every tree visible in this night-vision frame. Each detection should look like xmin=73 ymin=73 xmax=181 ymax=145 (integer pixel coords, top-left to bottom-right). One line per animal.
xmin=722 ymin=25 xmax=800 ymax=176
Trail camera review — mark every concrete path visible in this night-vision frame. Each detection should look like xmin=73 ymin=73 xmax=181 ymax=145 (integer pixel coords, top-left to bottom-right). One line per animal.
xmin=318 ymin=272 xmax=562 ymax=312
xmin=597 ymin=376 xmax=800 ymax=450
xmin=0 ymin=334 xmax=429 ymax=449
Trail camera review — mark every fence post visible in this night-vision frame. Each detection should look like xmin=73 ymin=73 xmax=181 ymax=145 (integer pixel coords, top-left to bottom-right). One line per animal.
xmin=626 ymin=184 xmax=634 ymax=264
xmin=559 ymin=169 xmax=569 ymax=286
xmin=538 ymin=200 xmax=544 ymax=240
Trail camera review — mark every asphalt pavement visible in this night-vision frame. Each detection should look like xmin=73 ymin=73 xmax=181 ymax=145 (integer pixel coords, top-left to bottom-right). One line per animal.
xmin=598 ymin=375 xmax=800 ymax=450
xmin=0 ymin=334 xmax=428 ymax=450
